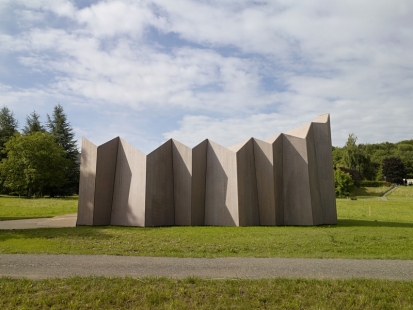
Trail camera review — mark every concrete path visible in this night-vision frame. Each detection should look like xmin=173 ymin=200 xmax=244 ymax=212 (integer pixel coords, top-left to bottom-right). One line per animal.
xmin=1 ymin=215 xmax=412 ymax=281
xmin=381 ymin=185 xmax=398 ymax=201
xmin=0 ymin=214 xmax=77 ymax=229
xmin=1 ymin=254 xmax=413 ymax=280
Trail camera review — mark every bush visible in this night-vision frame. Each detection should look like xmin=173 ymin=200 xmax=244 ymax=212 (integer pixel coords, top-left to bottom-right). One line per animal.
xmin=334 ymin=169 xmax=354 ymax=198
xmin=338 ymin=167 xmax=362 ymax=187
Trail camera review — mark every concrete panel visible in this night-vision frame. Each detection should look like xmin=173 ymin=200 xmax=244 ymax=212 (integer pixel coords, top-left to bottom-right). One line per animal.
xmin=271 ymin=135 xmax=284 ymax=225
xmin=230 ymin=139 xmax=259 ymax=226
xmin=172 ymin=139 xmax=192 ymax=226
xmin=283 ymin=125 xmax=314 ymax=226
xmin=312 ymin=114 xmax=337 ymax=224
xmin=77 ymin=138 xmax=97 ymax=226
xmin=306 ymin=125 xmax=323 ymax=225
xmin=191 ymin=139 xmax=208 ymax=225
xmin=111 ymin=138 xmax=146 ymax=226
xmin=253 ymin=138 xmax=276 ymax=225
xmin=205 ymin=140 xmax=238 ymax=226
xmin=93 ymin=137 xmax=119 ymax=225
xmin=145 ymin=140 xmax=174 ymax=226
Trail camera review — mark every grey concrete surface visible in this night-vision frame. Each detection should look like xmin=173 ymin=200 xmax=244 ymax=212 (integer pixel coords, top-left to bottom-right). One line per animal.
xmin=172 ymin=139 xmax=192 ymax=226
xmin=77 ymin=137 xmax=97 ymax=226
xmin=1 ymin=254 xmax=412 ymax=280
xmin=93 ymin=137 xmax=119 ymax=225
xmin=0 ymin=214 xmax=77 ymax=230
xmin=111 ymin=138 xmax=147 ymax=227
xmin=205 ymin=140 xmax=238 ymax=226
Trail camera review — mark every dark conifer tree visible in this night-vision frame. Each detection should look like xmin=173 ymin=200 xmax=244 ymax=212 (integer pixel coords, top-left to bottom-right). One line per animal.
xmin=0 ymin=106 xmax=19 ymax=161
xmin=23 ymin=110 xmax=45 ymax=134
xmin=46 ymin=104 xmax=79 ymax=196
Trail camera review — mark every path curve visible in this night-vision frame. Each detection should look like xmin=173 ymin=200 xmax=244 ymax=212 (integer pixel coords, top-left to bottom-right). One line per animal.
xmin=1 ymin=254 xmax=413 ymax=280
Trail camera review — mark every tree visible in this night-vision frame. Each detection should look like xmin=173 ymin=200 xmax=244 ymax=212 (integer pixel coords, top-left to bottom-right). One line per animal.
xmin=334 ymin=169 xmax=354 ymax=198
xmin=342 ymin=133 xmax=359 ymax=170
xmin=22 ymin=110 xmax=45 ymax=134
xmin=0 ymin=132 xmax=70 ymax=197
xmin=382 ymin=157 xmax=406 ymax=184
xmin=46 ymin=104 xmax=79 ymax=195
xmin=0 ymin=106 xmax=19 ymax=161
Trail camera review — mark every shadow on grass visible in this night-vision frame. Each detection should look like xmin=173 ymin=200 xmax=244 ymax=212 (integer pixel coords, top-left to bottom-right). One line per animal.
xmin=337 ymin=219 xmax=413 ymax=228
xmin=0 ymin=226 xmax=113 ymax=242
xmin=350 ymin=187 xmax=388 ymax=197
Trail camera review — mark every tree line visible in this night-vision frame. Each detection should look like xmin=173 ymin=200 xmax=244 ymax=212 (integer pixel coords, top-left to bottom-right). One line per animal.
xmin=0 ymin=105 xmax=79 ymax=197
xmin=333 ymin=133 xmax=413 ymax=196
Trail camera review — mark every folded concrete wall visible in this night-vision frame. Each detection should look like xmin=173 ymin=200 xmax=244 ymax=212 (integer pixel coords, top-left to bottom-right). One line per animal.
xmin=111 ymin=138 xmax=146 ymax=227
xmin=77 ymin=113 xmax=337 ymax=227
xmin=77 ymin=138 xmax=97 ymax=226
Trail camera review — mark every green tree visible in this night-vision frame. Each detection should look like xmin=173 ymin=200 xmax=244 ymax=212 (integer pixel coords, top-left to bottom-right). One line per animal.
xmin=0 ymin=106 xmax=19 ymax=160
xmin=382 ymin=157 xmax=406 ymax=184
xmin=47 ymin=104 xmax=79 ymax=196
xmin=334 ymin=169 xmax=354 ymax=198
xmin=342 ymin=133 xmax=359 ymax=170
xmin=0 ymin=132 xmax=70 ymax=197
xmin=22 ymin=110 xmax=45 ymax=134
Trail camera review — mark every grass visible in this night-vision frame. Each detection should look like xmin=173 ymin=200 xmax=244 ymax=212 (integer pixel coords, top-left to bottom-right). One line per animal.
xmin=387 ymin=185 xmax=413 ymax=200
xmin=1 ymin=277 xmax=413 ymax=309
xmin=1 ymin=191 xmax=413 ymax=309
xmin=0 ymin=189 xmax=412 ymax=259
xmin=0 ymin=195 xmax=78 ymax=220
xmin=1 ymin=198 xmax=412 ymax=259
xmin=350 ymin=186 xmax=391 ymax=198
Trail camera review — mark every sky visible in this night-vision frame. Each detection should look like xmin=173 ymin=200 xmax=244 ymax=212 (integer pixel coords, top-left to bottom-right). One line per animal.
xmin=1 ymin=0 xmax=412 ymax=153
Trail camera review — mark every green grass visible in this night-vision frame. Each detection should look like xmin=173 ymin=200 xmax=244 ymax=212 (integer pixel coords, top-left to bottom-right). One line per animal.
xmin=0 ymin=196 xmax=78 ymax=220
xmin=1 ymin=199 xmax=412 ymax=259
xmin=350 ymin=186 xmax=392 ymax=199
xmin=1 ymin=277 xmax=413 ymax=309
xmin=387 ymin=186 xmax=413 ymax=200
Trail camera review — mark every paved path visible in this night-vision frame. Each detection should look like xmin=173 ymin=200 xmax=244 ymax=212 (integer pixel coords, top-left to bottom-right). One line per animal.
xmin=0 ymin=214 xmax=77 ymax=229
xmin=1 ymin=215 xmax=412 ymax=281
xmin=1 ymin=254 xmax=413 ymax=280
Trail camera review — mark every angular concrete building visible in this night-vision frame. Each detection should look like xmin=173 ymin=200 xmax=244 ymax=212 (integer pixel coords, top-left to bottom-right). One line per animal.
xmin=77 ymin=114 xmax=336 ymax=227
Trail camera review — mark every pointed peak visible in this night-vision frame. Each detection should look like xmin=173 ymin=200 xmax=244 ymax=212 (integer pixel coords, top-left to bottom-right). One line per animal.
xmin=285 ymin=122 xmax=311 ymax=139
xmin=228 ymin=138 xmax=253 ymax=152
xmin=313 ymin=113 xmax=330 ymax=124
xmin=265 ymin=133 xmax=282 ymax=144
xmin=81 ymin=137 xmax=96 ymax=148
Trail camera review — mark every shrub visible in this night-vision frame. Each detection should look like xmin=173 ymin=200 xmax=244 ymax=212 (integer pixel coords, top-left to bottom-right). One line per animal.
xmin=334 ymin=169 xmax=354 ymax=198
xmin=360 ymin=180 xmax=388 ymax=187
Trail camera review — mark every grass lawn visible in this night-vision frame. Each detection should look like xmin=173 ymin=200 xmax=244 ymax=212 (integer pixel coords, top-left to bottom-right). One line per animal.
xmin=0 ymin=193 xmax=412 ymax=259
xmin=1 ymin=188 xmax=413 ymax=309
xmin=0 ymin=196 xmax=78 ymax=220
xmin=350 ymin=185 xmax=392 ymax=198
xmin=1 ymin=277 xmax=413 ymax=309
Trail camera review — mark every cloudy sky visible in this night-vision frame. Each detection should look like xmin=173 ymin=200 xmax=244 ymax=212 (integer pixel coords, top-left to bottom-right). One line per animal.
xmin=1 ymin=0 xmax=412 ymax=153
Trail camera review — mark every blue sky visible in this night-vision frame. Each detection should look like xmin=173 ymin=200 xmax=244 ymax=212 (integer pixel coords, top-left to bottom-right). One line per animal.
xmin=1 ymin=0 xmax=412 ymax=153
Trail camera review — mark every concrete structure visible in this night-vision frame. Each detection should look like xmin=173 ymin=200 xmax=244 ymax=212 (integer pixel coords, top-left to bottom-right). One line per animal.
xmin=77 ymin=114 xmax=336 ymax=227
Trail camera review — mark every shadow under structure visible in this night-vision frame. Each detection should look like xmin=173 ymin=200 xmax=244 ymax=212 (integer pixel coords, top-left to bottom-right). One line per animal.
xmin=77 ymin=113 xmax=336 ymax=227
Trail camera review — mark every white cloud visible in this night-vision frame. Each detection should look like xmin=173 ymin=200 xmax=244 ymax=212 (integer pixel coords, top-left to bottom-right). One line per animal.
xmin=0 ymin=0 xmax=413 ymax=152
xmin=76 ymin=0 xmax=166 ymax=38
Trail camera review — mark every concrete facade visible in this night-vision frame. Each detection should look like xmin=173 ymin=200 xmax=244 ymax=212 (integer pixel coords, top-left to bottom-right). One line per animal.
xmin=77 ymin=114 xmax=337 ymax=227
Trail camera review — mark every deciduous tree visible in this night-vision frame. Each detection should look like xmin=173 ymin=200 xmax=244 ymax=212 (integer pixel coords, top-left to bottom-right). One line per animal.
xmin=0 ymin=132 xmax=70 ymax=197
xmin=334 ymin=169 xmax=354 ymax=198
xmin=382 ymin=157 xmax=406 ymax=184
